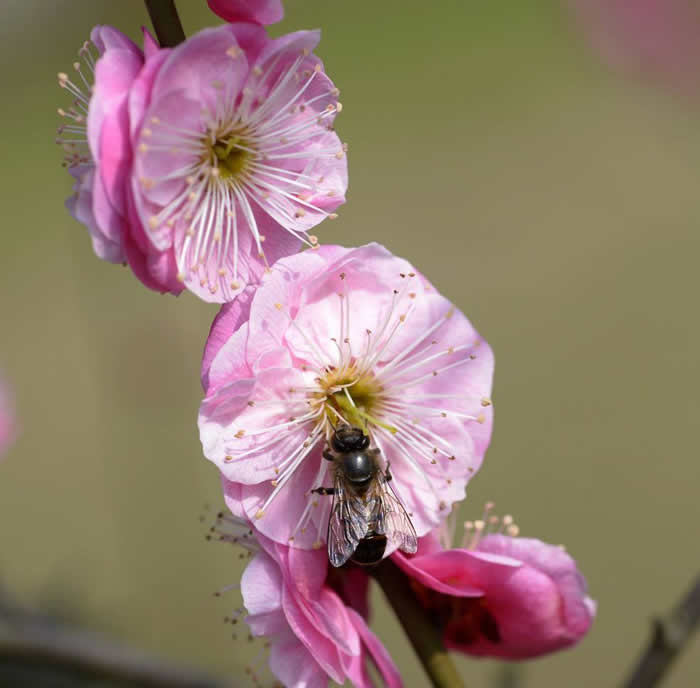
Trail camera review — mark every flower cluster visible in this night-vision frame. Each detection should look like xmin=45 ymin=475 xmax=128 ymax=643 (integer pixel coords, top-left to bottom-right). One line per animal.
xmin=58 ymin=8 xmax=346 ymax=302
xmin=54 ymin=1 xmax=595 ymax=686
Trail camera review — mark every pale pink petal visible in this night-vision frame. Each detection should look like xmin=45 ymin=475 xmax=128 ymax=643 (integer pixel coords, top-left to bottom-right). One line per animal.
xmin=87 ymin=42 xmax=142 ymax=164
xmin=241 ymin=550 xmax=286 ymax=635
xmin=281 ymin=586 xmax=345 ymax=683
xmin=149 ymin=25 xmax=251 ymax=114
xmin=240 ymin=446 xmax=324 ymax=547
xmin=222 ymin=476 xmax=247 ymax=519
xmin=394 ymin=550 xmax=489 ymax=598
xmin=90 ymin=25 xmax=141 ymax=55
xmin=268 ymin=629 xmax=328 ymax=688
xmin=127 ymin=48 xmax=171 ymax=142
xmin=347 ymin=608 xmax=403 ymax=688
xmin=65 ymin=166 xmax=124 ymax=263
xmin=141 ymin=27 xmax=160 ymax=59
xmin=201 ymin=289 xmax=255 ymax=391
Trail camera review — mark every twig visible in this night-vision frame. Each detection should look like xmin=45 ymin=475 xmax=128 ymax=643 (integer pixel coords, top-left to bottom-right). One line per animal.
xmin=144 ymin=0 xmax=186 ymax=47
xmin=372 ymin=558 xmax=465 ymax=688
xmin=623 ymin=573 xmax=700 ymax=688
xmin=0 ymin=598 xmax=229 ymax=687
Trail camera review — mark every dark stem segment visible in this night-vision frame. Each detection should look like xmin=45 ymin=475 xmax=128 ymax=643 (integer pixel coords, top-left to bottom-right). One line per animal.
xmin=0 ymin=598 xmax=225 ymax=688
xmin=623 ymin=573 xmax=700 ymax=688
xmin=144 ymin=0 xmax=186 ymax=47
xmin=372 ymin=558 xmax=465 ymax=688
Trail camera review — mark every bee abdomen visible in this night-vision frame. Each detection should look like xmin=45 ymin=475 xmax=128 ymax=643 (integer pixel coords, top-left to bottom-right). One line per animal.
xmin=350 ymin=533 xmax=387 ymax=567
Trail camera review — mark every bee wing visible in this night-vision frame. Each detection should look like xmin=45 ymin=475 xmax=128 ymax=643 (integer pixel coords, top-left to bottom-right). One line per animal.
xmin=373 ymin=478 xmax=418 ymax=555
xmin=326 ymin=476 xmax=370 ymax=568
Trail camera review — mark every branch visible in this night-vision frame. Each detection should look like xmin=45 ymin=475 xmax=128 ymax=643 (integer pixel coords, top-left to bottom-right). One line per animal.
xmin=372 ymin=559 xmax=465 ymax=688
xmin=0 ymin=598 xmax=229 ymax=688
xmin=622 ymin=573 xmax=700 ymax=688
xmin=144 ymin=0 xmax=186 ymax=47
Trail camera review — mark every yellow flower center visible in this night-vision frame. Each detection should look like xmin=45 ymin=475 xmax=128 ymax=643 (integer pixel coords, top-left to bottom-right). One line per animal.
xmin=207 ymin=134 xmax=251 ymax=179
xmin=314 ymin=366 xmax=396 ymax=434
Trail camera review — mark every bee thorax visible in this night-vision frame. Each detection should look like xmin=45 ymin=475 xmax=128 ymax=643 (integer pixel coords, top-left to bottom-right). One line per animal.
xmin=340 ymin=451 xmax=375 ymax=484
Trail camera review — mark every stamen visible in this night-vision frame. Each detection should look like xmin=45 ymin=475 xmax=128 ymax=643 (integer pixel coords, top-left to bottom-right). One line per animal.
xmin=461 ymin=503 xmax=520 ymax=548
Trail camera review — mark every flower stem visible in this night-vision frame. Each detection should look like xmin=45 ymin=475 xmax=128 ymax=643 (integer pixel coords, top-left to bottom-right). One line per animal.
xmin=144 ymin=0 xmax=186 ymax=47
xmin=372 ymin=559 xmax=465 ymax=688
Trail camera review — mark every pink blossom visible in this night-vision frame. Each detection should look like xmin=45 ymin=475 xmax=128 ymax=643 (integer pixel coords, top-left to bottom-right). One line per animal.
xmin=0 ymin=376 xmax=16 ymax=458
xmin=208 ymin=0 xmax=284 ymax=26
xmin=393 ymin=506 xmax=596 ymax=658
xmin=199 ymin=243 xmax=494 ymax=552
xmin=214 ymin=507 xmax=401 ymax=688
xmin=570 ymin=0 xmax=700 ymax=98
xmin=58 ymin=24 xmax=346 ymax=302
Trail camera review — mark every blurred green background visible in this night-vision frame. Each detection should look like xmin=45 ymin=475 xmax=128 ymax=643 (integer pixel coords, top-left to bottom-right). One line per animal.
xmin=1 ymin=0 xmax=699 ymax=686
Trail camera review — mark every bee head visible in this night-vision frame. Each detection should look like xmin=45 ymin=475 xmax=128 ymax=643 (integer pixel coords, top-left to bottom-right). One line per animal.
xmin=332 ymin=425 xmax=370 ymax=453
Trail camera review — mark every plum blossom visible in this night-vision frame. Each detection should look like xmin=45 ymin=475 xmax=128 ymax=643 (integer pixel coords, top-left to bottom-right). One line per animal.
xmin=0 ymin=375 xmax=16 ymax=458
xmin=570 ymin=0 xmax=700 ymax=98
xmin=393 ymin=504 xmax=596 ymax=658
xmin=199 ymin=243 xmax=494 ymax=552
xmin=207 ymin=0 xmax=284 ymax=26
xmin=211 ymin=502 xmax=401 ymax=688
xmin=58 ymin=24 xmax=346 ymax=302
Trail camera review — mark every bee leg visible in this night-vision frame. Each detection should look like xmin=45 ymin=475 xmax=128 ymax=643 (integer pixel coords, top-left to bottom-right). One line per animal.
xmin=311 ymin=486 xmax=337 ymax=496
xmin=383 ymin=462 xmax=393 ymax=483
xmin=322 ymin=449 xmax=335 ymax=462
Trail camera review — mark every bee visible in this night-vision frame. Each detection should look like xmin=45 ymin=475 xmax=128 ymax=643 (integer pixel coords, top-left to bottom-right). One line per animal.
xmin=311 ymin=424 xmax=418 ymax=567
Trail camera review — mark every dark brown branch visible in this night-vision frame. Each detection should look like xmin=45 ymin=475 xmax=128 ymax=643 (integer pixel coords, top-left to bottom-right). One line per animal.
xmin=372 ymin=559 xmax=465 ymax=688
xmin=144 ymin=0 xmax=186 ymax=47
xmin=0 ymin=598 xmax=228 ymax=687
xmin=623 ymin=573 xmax=700 ymax=688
